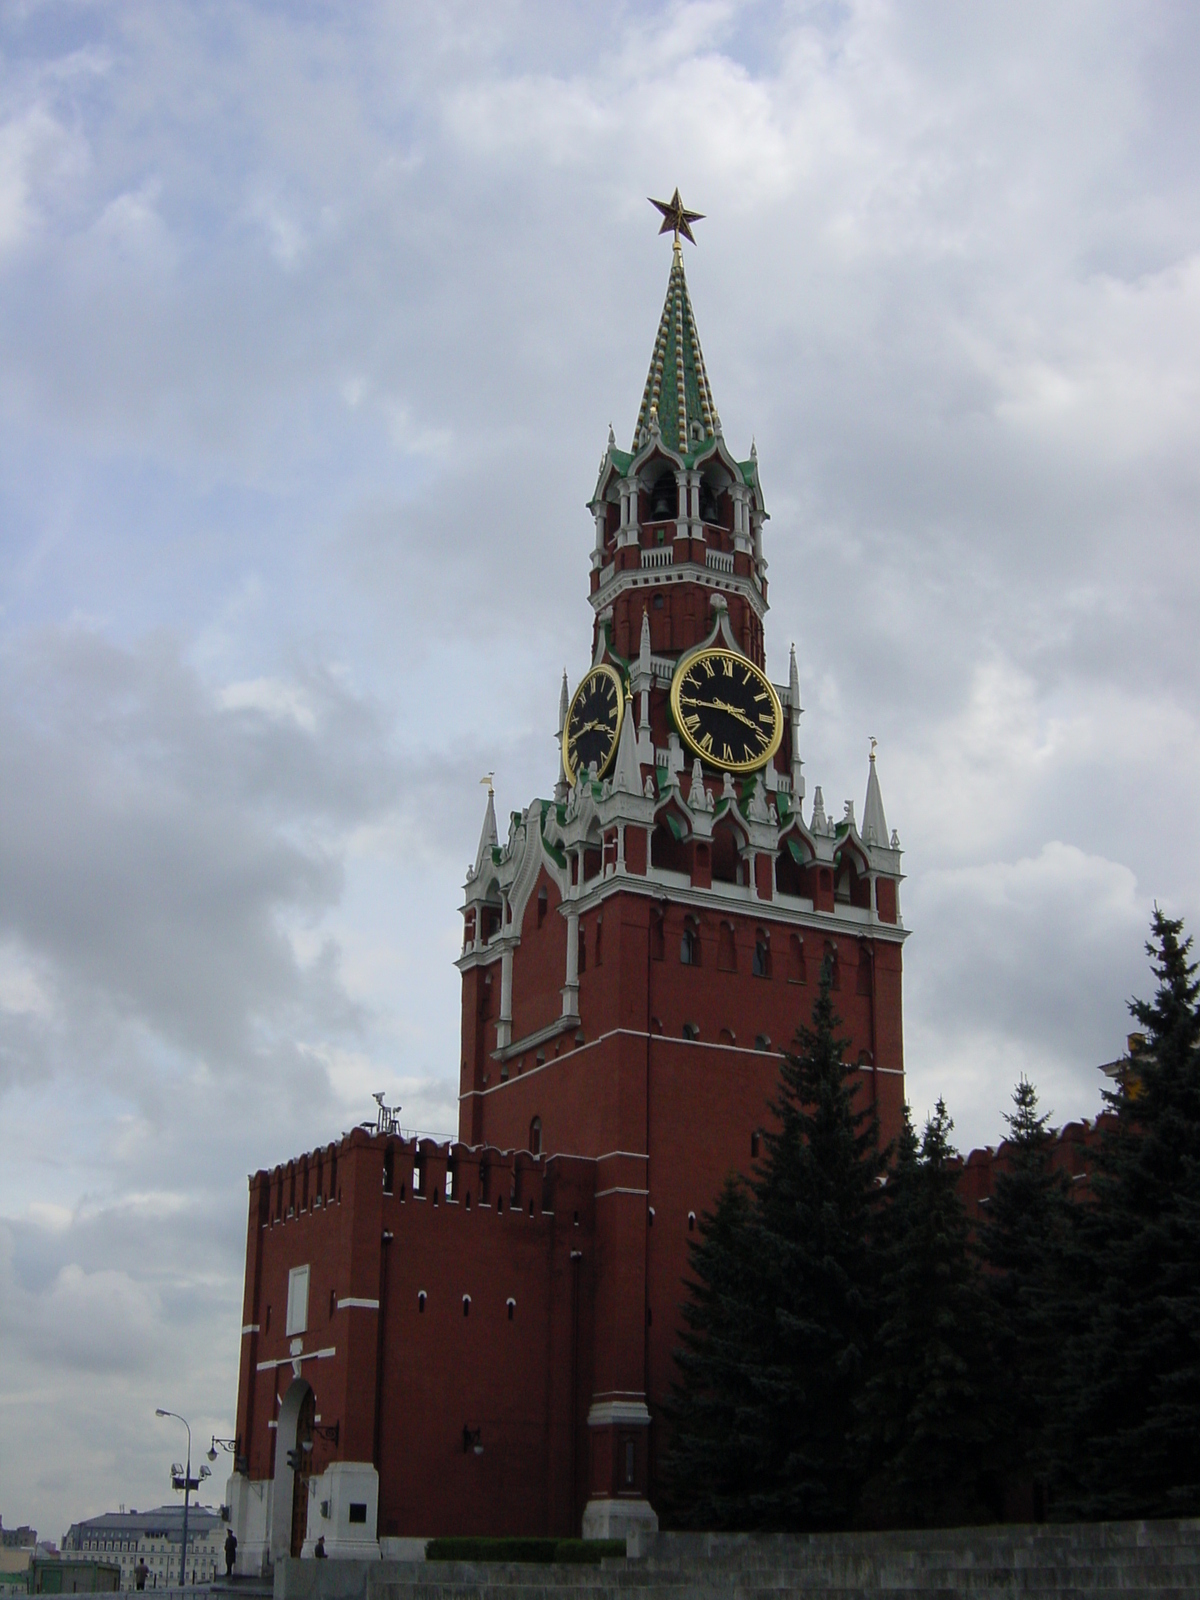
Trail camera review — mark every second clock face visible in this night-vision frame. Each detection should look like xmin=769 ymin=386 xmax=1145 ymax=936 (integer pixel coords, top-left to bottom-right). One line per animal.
xmin=563 ymin=663 xmax=626 ymax=785
xmin=670 ymin=648 xmax=784 ymax=773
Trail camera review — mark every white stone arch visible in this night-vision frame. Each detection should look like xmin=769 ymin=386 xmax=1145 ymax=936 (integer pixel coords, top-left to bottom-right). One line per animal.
xmin=270 ymin=1377 xmax=313 ymax=1563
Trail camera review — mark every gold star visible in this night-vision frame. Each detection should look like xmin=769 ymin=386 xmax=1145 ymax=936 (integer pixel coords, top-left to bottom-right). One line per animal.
xmin=648 ymin=188 xmax=705 ymax=247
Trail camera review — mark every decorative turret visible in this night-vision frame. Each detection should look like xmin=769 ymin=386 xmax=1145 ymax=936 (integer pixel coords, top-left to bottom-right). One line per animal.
xmin=862 ymin=741 xmax=889 ymax=847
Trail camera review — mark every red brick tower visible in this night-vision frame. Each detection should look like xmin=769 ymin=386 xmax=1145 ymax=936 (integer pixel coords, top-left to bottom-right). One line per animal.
xmin=458 ymin=200 xmax=908 ymax=1537
xmin=227 ymin=203 xmax=909 ymax=1566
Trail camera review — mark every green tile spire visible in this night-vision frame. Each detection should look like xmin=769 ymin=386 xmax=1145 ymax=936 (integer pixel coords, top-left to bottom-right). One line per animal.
xmin=632 ymin=242 xmax=721 ymax=459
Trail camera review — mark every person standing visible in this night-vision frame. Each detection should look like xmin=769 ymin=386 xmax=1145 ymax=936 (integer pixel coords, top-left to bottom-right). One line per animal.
xmin=134 ymin=1560 xmax=149 ymax=1591
xmin=224 ymin=1529 xmax=237 ymax=1578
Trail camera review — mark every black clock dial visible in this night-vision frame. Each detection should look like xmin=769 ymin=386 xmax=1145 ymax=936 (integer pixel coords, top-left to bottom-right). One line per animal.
xmin=563 ymin=664 xmax=625 ymax=785
xmin=670 ymin=648 xmax=784 ymax=774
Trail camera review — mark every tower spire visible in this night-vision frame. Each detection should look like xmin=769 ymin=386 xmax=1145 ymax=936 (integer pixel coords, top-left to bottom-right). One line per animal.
xmin=632 ymin=226 xmax=721 ymax=457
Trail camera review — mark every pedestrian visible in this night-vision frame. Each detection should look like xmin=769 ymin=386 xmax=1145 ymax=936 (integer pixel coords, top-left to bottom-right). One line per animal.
xmin=313 ymin=1537 xmax=326 ymax=1560
xmin=224 ymin=1529 xmax=237 ymax=1578
xmin=135 ymin=1560 xmax=149 ymax=1591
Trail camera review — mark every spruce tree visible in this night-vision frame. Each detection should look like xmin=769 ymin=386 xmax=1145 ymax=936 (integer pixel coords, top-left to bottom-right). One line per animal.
xmin=664 ymin=960 xmax=885 ymax=1529
xmin=858 ymin=1100 xmax=1000 ymax=1527
xmin=978 ymin=1077 xmax=1072 ymax=1511
xmin=1054 ymin=909 xmax=1200 ymax=1517
xmin=662 ymin=1175 xmax=767 ymax=1527
xmin=742 ymin=959 xmax=888 ymax=1528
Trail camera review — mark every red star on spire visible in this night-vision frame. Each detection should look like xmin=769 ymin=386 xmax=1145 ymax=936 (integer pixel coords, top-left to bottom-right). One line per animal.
xmin=649 ymin=188 xmax=705 ymax=246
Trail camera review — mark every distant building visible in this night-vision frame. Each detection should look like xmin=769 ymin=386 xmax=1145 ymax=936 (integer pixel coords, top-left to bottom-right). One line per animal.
xmin=0 ymin=1523 xmax=37 ymax=1550
xmin=61 ymin=1510 xmax=224 ymax=1589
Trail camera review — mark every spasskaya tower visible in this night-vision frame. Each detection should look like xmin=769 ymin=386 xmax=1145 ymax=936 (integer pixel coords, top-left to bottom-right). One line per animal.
xmin=457 ymin=192 xmax=908 ymax=1538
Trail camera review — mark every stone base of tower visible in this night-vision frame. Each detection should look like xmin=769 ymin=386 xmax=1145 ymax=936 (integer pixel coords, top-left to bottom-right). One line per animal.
xmin=581 ymin=1499 xmax=659 ymax=1541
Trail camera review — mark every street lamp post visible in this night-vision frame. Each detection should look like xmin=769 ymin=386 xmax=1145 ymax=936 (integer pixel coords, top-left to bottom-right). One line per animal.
xmin=156 ymin=1409 xmax=209 ymax=1586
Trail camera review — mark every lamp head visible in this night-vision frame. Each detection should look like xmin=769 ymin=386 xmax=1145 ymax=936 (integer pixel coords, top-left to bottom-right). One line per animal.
xmin=207 ymin=1446 xmax=217 ymax=1463
xmin=155 ymin=1409 xmax=169 ymax=1417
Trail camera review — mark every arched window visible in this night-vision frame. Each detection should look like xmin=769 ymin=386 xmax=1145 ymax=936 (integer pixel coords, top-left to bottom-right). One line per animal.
xmin=717 ymin=922 xmax=737 ymax=972
xmin=681 ymin=917 xmax=700 ymax=966
xmin=529 ymin=1117 xmax=542 ymax=1156
xmin=462 ymin=1295 xmax=471 ymax=1318
xmin=417 ymin=1291 xmax=426 ymax=1314
xmin=682 ymin=1021 xmax=699 ymax=1041
xmin=788 ymin=933 xmax=806 ymax=984
xmin=753 ymin=930 xmax=771 ymax=979
xmin=857 ymin=941 xmax=873 ymax=996
xmin=595 ymin=917 xmax=603 ymax=966
xmin=649 ymin=469 xmax=676 ymax=521
xmin=536 ymin=886 xmax=548 ymax=928
xmin=718 ymin=1027 xmax=735 ymax=1046
xmin=578 ymin=926 xmax=587 ymax=974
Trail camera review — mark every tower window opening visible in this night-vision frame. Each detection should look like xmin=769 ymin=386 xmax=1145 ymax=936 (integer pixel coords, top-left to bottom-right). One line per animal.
xmin=507 ymin=1298 xmax=516 ymax=1321
xmin=751 ymin=1132 xmax=760 ymax=1158
xmin=755 ymin=1034 xmax=770 ymax=1052
xmin=682 ymin=1021 xmax=699 ymax=1041
xmin=595 ymin=917 xmax=602 ymax=966
xmin=653 ymin=587 xmax=664 ymax=600
xmin=417 ymin=1291 xmax=426 ymax=1314
xmin=687 ymin=1212 xmax=696 ymax=1232
xmin=529 ymin=1117 xmax=542 ymax=1155
xmin=537 ymin=886 xmax=548 ymax=928
xmin=382 ymin=1147 xmax=394 ymax=1194
xmin=717 ymin=921 xmax=736 ymax=972
xmin=463 ymin=1295 xmax=471 ymax=1317
xmin=753 ymin=931 xmax=771 ymax=979
xmin=680 ymin=919 xmax=700 ymax=966
xmin=649 ymin=470 xmax=675 ymax=521
xmin=625 ymin=1439 xmax=636 ymax=1485
xmin=788 ymin=933 xmax=807 ymax=985
xmin=578 ymin=926 xmax=586 ymax=973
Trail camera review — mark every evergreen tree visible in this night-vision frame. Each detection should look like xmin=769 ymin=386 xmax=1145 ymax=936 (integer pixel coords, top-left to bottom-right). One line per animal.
xmin=661 ymin=1175 xmax=767 ymax=1527
xmin=1054 ymin=909 xmax=1200 ymax=1517
xmin=978 ymin=1077 xmax=1072 ymax=1509
xmin=742 ymin=960 xmax=888 ymax=1528
xmin=664 ymin=960 xmax=886 ymax=1530
xmin=858 ymin=1099 xmax=1000 ymax=1527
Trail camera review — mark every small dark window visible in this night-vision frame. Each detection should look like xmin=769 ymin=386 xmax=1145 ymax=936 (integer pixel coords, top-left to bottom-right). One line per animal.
xmin=755 ymin=1034 xmax=770 ymax=1051
xmin=595 ymin=917 xmax=603 ymax=966
xmin=463 ymin=1295 xmax=471 ymax=1317
xmin=573 ymin=1209 xmax=580 ymax=1227
xmin=751 ymin=1132 xmax=760 ymax=1158
xmin=578 ymin=927 xmax=586 ymax=974
xmin=348 ymin=1504 xmax=367 ymax=1525
xmin=687 ymin=1211 xmax=696 ymax=1231
xmin=417 ymin=1291 xmax=426 ymax=1313
xmin=507 ymin=1298 xmax=515 ymax=1321
xmin=497 ymin=1194 xmax=503 ymax=1214
xmin=717 ymin=922 xmax=736 ymax=972
xmin=680 ymin=926 xmax=697 ymax=965
xmin=537 ymin=886 xmax=548 ymax=928
xmin=753 ymin=932 xmax=770 ymax=978
xmin=653 ymin=591 xmax=664 ymax=607
xmin=382 ymin=1147 xmax=394 ymax=1194
xmin=625 ymin=1438 xmax=636 ymax=1485
xmin=464 ymin=1191 xmax=471 ymax=1210
xmin=329 ymin=1288 xmax=336 ymax=1319
xmin=682 ymin=1022 xmax=699 ymax=1041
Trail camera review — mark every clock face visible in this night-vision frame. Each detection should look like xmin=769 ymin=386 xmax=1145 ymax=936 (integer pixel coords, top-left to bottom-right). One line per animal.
xmin=563 ymin=663 xmax=626 ymax=785
xmin=670 ymin=648 xmax=784 ymax=773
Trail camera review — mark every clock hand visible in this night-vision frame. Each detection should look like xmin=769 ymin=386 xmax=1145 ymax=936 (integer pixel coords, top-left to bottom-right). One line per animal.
xmin=707 ymin=698 xmax=763 ymax=734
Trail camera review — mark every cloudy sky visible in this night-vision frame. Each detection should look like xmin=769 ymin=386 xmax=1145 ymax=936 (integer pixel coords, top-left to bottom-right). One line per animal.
xmin=2 ymin=0 xmax=1198 ymax=1543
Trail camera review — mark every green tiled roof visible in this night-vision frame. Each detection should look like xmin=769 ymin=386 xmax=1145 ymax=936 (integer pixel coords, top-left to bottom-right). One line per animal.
xmin=633 ymin=246 xmax=721 ymax=458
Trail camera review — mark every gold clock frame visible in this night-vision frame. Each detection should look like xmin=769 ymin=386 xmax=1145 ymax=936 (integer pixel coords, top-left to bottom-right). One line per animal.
xmin=562 ymin=662 xmax=627 ymax=786
xmin=669 ymin=647 xmax=784 ymax=774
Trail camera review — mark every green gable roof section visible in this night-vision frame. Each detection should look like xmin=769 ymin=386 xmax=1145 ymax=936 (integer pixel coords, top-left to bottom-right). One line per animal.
xmin=633 ymin=245 xmax=721 ymax=459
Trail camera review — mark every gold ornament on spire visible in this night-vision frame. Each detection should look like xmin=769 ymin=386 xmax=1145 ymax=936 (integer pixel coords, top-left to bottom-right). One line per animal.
xmin=649 ymin=188 xmax=704 ymax=247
